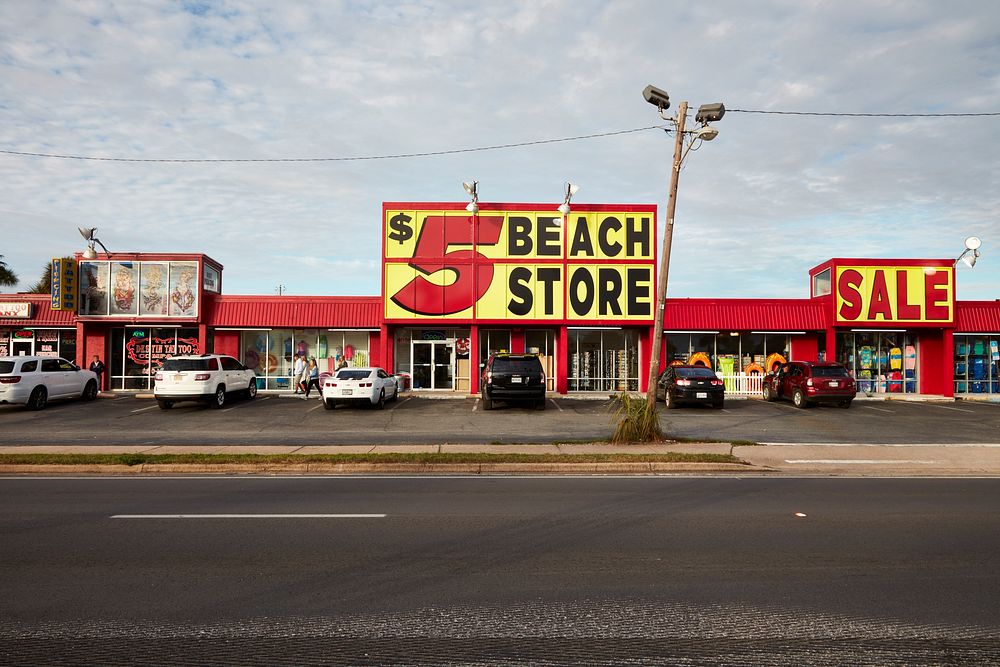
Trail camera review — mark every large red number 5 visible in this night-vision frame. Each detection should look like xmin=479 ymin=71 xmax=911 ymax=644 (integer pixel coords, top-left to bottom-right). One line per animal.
xmin=390 ymin=215 xmax=503 ymax=315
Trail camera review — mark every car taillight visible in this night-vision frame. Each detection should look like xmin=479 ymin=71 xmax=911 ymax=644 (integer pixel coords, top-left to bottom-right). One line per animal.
xmin=711 ymin=379 xmax=723 ymax=386
xmin=806 ymin=378 xmax=814 ymax=387
xmin=325 ymin=382 xmax=337 ymax=387
xmin=486 ymin=372 xmax=492 ymax=384
xmin=676 ymin=379 xmax=691 ymax=386
xmin=155 ymin=373 xmax=163 ymax=382
xmin=0 ymin=376 xmax=21 ymax=384
xmin=194 ymin=373 xmax=211 ymax=381
xmin=361 ymin=382 xmax=372 ymax=387
xmin=541 ymin=372 xmax=546 ymax=385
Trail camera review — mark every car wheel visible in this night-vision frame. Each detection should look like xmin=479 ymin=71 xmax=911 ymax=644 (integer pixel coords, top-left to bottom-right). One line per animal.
xmin=82 ymin=380 xmax=98 ymax=401
xmin=157 ymin=400 xmax=173 ymax=410
xmin=839 ymin=399 xmax=853 ymax=408
xmin=664 ymin=390 xmax=677 ymax=409
xmin=376 ymin=390 xmax=385 ymax=410
xmin=247 ymin=381 xmax=257 ymax=400
xmin=211 ymin=385 xmax=226 ymax=409
xmin=792 ymin=389 xmax=808 ymax=409
xmin=482 ymin=390 xmax=492 ymax=411
xmin=762 ymin=384 xmax=774 ymax=402
xmin=28 ymin=386 xmax=47 ymax=411
xmin=324 ymin=399 xmax=335 ymax=410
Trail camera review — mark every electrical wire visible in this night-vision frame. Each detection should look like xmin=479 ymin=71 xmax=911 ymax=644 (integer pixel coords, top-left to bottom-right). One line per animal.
xmin=0 ymin=125 xmax=666 ymax=163
xmin=0 ymin=108 xmax=996 ymax=164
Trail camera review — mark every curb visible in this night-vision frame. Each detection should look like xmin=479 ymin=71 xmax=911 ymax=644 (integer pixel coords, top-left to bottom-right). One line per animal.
xmin=0 ymin=462 xmax=755 ymax=475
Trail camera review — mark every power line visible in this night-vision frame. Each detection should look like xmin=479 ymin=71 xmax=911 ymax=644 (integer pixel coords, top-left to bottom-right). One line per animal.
xmin=0 ymin=125 xmax=665 ymax=163
xmin=729 ymin=109 xmax=1000 ymax=117
xmin=0 ymin=108 xmax=997 ymax=164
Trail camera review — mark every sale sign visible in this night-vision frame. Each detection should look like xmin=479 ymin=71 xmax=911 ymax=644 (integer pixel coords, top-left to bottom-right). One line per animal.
xmin=835 ymin=265 xmax=954 ymax=325
xmin=383 ymin=205 xmax=656 ymax=322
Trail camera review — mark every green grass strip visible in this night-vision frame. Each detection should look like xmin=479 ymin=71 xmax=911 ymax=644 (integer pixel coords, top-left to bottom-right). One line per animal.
xmin=0 ymin=452 xmax=743 ymax=467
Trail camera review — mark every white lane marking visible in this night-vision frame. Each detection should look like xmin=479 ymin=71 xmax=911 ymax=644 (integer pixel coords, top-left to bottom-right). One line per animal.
xmin=472 ymin=399 xmax=478 ymax=412
xmin=923 ymin=404 xmax=976 ymax=413
xmin=785 ymin=459 xmax=938 ymax=464
xmin=862 ymin=406 xmax=894 ymax=413
xmin=111 ymin=514 xmax=387 ymax=519
xmin=130 ymin=405 xmax=159 ymax=414
xmin=308 ymin=402 xmax=325 ymax=413
xmin=549 ymin=398 xmax=563 ymax=412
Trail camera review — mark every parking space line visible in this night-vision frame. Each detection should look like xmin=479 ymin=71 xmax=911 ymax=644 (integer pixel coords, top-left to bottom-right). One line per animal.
xmin=924 ymin=404 xmax=976 ymax=413
xmin=130 ymin=404 xmax=159 ymax=414
xmin=111 ymin=514 xmax=387 ymax=519
xmin=549 ymin=398 xmax=563 ymax=412
xmin=308 ymin=402 xmax=324 ymax=413
xmin=472 ymin=399 xmax=479 ymax=412
xmin=862 ymin=406 xmax=894 ymax=413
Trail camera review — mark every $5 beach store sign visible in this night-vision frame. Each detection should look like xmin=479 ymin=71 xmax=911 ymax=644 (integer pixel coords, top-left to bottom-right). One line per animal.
xmin=382 ymin=203 xmax=657 ymax=323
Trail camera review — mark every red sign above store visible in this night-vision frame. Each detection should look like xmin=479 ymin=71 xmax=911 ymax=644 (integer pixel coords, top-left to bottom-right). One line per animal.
xmin=835 ymin=265 xmax=954 ymax=325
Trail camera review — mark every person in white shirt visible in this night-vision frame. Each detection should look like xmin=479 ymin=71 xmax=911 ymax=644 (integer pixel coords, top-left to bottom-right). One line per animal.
xmin=292 ymin=354 xmax=306 ymax=394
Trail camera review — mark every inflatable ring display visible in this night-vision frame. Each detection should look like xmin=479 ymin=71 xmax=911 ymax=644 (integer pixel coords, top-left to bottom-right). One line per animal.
xmin=266 ymin=353 xmax=278 ymax=374
xmin=765 ymin=353 xmax=787 ymax=373
xmin=687 ymin=352 xmax=711 ymax=368
xmin=744 ymin=362 xmax=764 ymax=376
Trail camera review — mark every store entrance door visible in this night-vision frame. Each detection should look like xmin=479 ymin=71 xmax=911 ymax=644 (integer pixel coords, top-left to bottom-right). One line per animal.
xmin=412 ymin=340 xmax=454 ymax=390
xmin=12 ymin=339 xmax=32 ymax=356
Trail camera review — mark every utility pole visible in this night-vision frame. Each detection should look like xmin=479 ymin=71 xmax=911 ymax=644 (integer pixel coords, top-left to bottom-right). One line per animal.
xmin=646 ymin=101 xmax=687 ymax=412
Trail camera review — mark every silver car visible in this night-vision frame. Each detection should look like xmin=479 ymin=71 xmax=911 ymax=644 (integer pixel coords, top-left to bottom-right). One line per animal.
xmin=0 ymin=356 xmax=99 ymax=410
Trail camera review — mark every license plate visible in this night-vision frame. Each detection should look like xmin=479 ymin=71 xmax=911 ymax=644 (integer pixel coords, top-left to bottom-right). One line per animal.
xmin=343 ymin=389 xmax=352 ymax=395
xmin=829 ymin=381 xmax=839 ymax=387
xmin=511 ymin=376 xmax=522 ymax=383
xmin=174 ymin=375 xmax=183 ymax=382
xmin=696 ymin=392 xmax=708 ymax=398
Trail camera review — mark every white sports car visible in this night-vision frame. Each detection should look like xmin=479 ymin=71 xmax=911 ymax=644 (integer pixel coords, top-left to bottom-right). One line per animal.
xmin=322 ymin=367 xmax=398 ymax=410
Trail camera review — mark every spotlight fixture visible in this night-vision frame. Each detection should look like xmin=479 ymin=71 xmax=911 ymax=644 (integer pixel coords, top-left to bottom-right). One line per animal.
xmin=463 ymin=181 xmax=479 ymax=214
xmin=558 ymin=182 xmax=579 ymax=216
xmin=956 ymin=236 xmax=982 ymax=268
xmin=77 ymin=226 xmax=110 ymax=258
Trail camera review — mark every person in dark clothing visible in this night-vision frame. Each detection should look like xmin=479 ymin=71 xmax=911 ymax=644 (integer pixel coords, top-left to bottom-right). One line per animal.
xmin=88 ymin=355 xmax=105 ymax=391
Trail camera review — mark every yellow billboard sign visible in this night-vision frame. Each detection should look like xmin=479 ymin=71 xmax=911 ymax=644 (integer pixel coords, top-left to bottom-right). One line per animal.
xmin=835 ymin=265 xmax=954 ymax=324
xmin=382 ymin=206 xmax=656 ymax=322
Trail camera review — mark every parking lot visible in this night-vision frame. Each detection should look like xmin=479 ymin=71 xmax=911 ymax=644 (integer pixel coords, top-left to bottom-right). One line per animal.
xmin=1 ymin=393 xmax=999 ymax=447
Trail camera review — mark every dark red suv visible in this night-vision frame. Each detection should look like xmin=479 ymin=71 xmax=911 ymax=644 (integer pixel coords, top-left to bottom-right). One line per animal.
xmin=762 ymin=361 xmax=855 ymax=408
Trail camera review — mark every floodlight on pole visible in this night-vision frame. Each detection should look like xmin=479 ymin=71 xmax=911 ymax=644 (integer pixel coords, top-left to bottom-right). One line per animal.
xmin=76 ymin=226 xmax=111 ymax=258
xmin=463 ymin=181 xmax=479 ymax=214
xmin=956 ymin=236 xmax=982 ymax=268
xmin=558 ymin=182 xmax=579 ymax=216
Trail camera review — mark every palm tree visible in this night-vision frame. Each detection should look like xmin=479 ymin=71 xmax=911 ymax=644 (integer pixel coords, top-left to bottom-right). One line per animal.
xmin=27 ymin=262 xmax=52 ymax=293
xmin=0 ymin=255 xmax=18 ymax=287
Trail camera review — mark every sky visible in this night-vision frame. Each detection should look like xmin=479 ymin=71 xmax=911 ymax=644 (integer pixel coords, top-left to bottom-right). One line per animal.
xmin=1 ymin=0 xmax=998 ymax=301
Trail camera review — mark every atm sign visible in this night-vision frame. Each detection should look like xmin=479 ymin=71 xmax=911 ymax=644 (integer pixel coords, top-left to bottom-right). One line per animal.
xmin=835 ymin=265 xmax=953 ymax=324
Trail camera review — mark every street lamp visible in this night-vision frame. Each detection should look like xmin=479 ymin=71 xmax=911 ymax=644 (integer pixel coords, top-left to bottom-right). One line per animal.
xmin=78 ymin=227 xmax=111 ymax=259
xmin=956 ymin=236 xmax=982 ymax=268
xmin=463 ymin=181 xmax=479 ymax=214
xmin=643 ymin=86 xmax=726 ymax=412
xmin=558 ymin=182 xmax=579 ymax=216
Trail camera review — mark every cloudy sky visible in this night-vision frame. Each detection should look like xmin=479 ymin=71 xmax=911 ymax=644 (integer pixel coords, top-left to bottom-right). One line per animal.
xmin=1 ymin=0 xmax=997 ymax=301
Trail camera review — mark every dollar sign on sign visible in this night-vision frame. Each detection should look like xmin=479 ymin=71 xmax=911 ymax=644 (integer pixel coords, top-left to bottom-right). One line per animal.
xmin=388 ymin=213 xmax=414 ymax=244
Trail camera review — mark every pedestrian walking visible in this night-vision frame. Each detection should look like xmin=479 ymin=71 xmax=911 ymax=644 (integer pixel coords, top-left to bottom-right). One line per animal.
xmin=88 ymin=354 xmax=105 ymax=391
xmin=304 ymin=357 xmax=322 ymax=399
xmin=292 ymin=353 xmax=306 ymax=394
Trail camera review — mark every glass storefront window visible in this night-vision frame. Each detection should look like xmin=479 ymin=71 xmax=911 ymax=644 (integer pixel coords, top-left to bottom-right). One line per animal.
xmin=109 ymin=327 xmax=199 ymax=390
xmin=238 ymin=330 xmax=372 ymax=391
xmin=567 ymin=329 xmax=639 ymax=392
xmin=838 ymin=332 xmax=919 ymax=395
xmin=525 ymin=330 xmax=557 ymax=391
xmin=955 ymin=335 xmax=999 ymax=396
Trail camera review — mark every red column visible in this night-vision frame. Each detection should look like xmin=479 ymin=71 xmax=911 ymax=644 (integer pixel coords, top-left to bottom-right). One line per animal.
xmin=557 ymin=327 xmax=569 ymax=394
xmin=942 ymin=328 xmax=955 ymax=398
xmin=511 ymin=329 xmax=524 ymax=354
xmin=826 ymin=328 xmax=838 ymax=363
xmin=470 ymin=325 xmax=479 ymax=395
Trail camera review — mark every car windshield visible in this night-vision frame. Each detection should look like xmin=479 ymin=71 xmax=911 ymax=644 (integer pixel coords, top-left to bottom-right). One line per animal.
xmin=0 ymin=361 xmax=15 ymax=374
xmin=812 ymin=366 xmax=850 ymax=377
xmin=337 ymin=370 xmax=372 ymax=380
xmin=676 ymin=367 xmax=717 ymax=378
xmin=162 ymin=358 xmax=217 ymax=372
xmin=492 ymin=358 xmax=541 ymax=373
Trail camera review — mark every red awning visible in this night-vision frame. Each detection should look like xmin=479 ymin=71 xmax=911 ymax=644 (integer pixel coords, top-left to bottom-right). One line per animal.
xmin=663 ymin=298 xmax=828 ymax=331
xmin=204 ymin=295 xmax=382 ymax=329
xmin=955 ymin=301 xmax=1000 ymax=332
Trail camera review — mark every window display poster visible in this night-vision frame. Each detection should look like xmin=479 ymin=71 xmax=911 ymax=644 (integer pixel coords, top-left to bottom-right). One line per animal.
xmin=168 ymin=262 xmax=198 ymax=317
xmin=140 ymin=263 xmax=169 ymax=316
xmin=79 ymin=261 xmax=109 ymax=315
xmin=110 ymin=262 xmax=137 ymax=315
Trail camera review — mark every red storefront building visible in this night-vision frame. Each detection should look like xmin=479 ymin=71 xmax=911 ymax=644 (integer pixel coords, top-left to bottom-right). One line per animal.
xmin=1 ymin=203 xmax=998 ymax=398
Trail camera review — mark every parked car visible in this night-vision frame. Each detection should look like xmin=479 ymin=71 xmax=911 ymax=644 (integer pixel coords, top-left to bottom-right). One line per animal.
xmin=762 ymin=361 xmax=855 ymax=408
xmin=656 ymin=364 xmax=725 ymax=409
xmin=480 ymin=353 xmax=546 ymax=410
xmin=0 ymin=355 xmax=99 ymax=410
xmin=153 ymin=354 xmax=256 ymax=409
xmin=322 ymin=367 xmax=398 ymax=410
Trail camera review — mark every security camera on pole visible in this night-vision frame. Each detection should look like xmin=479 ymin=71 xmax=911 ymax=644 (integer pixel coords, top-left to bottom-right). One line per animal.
xmin=642 ymin=85 xmax=726 ymax=414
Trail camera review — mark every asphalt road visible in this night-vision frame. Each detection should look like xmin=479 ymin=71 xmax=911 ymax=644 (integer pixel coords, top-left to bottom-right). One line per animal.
xmin=2 ymin=476 xmax=999 ymax=665
xmin=1 ymin=393 xmax=999 ymax=446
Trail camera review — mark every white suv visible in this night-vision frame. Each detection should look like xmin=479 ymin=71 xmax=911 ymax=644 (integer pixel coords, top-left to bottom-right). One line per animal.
xmin=154 ymin=354 xmax=256 ymax=409
xmin=0 ymin=355 xmax=99 ymax=410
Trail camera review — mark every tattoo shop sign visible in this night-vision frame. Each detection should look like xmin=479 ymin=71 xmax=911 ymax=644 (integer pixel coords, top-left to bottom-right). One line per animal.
xmin=127 ymin=336 xmax=199 ymax=367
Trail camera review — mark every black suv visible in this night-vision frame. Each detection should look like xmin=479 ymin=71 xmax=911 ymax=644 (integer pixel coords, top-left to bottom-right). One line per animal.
xmin=481 ymin=353 xmax=546 ymax=410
